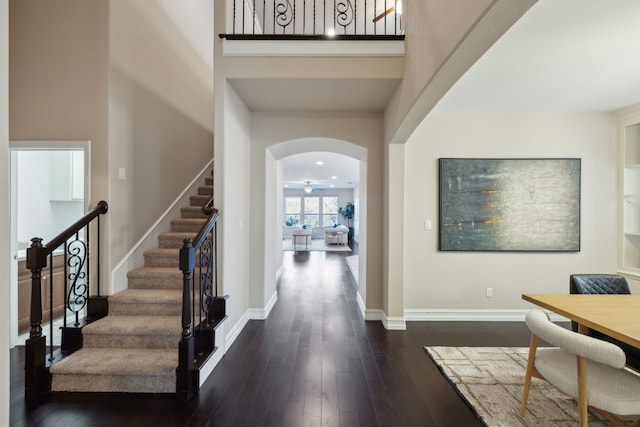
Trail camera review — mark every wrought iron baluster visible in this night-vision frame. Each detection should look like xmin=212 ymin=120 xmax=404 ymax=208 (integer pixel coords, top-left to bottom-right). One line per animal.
xmin=96 ymin=215 xmax=100 ymax=296
xmin=374 ymin=0 xmax=377 ymax=35
xmin=335 ymin=0 xmax=353 ymax=34
xmin=251 ymin=1 xmax=256 ymax=34
xmin=394 ymin=0 xmax=397 ymax=35
xmin=49 ymin=254 xmax=54 ymax=361
xmin=63 ymin=242 xmax=68 ymax=331
xmin=323 ymin=0 xmax=326 ymax=34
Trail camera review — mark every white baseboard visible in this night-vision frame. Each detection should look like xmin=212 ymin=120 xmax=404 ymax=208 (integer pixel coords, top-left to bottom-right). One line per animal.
xmin=358 ymin=294 xmax=407 ymax=330
xmin=248 ymin=291 xmax=278 ymax=320
xmin=382 ymin=312 xmax=406 ymax=330
xmin=225 ymin=310 xmax=250 ymax=351
xmin=199 ymin=321 xmax=225 ymax=386
xmin=404 ymin=308 xmax=568 ymax=323
xmin=356 ymin=291 xmax=367 ymax=319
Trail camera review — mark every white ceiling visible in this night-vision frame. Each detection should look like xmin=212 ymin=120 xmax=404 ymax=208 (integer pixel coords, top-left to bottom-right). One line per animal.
xmin=282 ymin=151 xmax=359 ymax=190
xmin=280 ymin=0 xmax=640 ymax=188
xmin=228 ymin=77 xmax=401 ymax=112
xmin=434 ymin=0 xmax=640 ymax=113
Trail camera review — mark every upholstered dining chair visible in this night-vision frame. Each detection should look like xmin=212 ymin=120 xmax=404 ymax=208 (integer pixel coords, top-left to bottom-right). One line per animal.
xmin=569 ymin=274 xmax=640 ymax=371
xmin=520 ymin=309 xmax=640 ymax=427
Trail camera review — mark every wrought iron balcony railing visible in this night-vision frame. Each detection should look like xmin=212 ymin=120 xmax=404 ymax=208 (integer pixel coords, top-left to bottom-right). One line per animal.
xmin=224 ymin=0 xmax=404 ymax=39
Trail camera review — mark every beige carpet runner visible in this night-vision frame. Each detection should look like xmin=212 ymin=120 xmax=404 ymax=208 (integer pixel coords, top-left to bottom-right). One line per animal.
xmin=49 ymin=177 xmax=213 ymax=393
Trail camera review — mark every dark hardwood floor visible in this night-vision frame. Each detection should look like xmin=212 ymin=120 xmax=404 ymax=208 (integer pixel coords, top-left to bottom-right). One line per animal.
xmin=10 ymin=246 xmax=532 ymax=426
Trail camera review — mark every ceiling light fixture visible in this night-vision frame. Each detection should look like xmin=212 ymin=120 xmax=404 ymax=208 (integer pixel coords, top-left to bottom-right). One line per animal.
xmin=304 ymin=181 xmax=313 ymax=193
xmin=316 ymin=161 xmax=324 ymax=165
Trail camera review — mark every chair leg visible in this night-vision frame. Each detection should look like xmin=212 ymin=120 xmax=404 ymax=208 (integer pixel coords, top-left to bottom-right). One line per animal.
xmin=520 ymin=334 xmax=539 ymax=416
xmin=576 ymin=355 xmax=589 ymax=427
xmin=590 ymin=407 xmax=633 ymax=427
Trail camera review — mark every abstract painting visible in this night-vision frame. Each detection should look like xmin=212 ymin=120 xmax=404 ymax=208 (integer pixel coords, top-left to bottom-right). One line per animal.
xmin=439 ymin=158 xmax=581 ymax=251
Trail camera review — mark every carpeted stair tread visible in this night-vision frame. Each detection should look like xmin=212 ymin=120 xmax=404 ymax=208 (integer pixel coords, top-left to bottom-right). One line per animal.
xmin=108 ymin=289 xmax=182 ymax=315
xmin=83 ymin=315 xmax=182 ymax=337
xmin=190 ymin=194 xmax=210 ymax=206
xmin=143 ymin=248 xmax=179 ymax=267
xmin=50 ymin=348 xmax=177 ymax=393
xmin=180 ymin=206 xmax=208 ymax=219
xmin=198 ymin=185 xmax=213 ymax=195
xmin=127 ymin=267 xmax=182 ymax=289
xmin=158 ymin=231 xmax=197 ymax=248
xmin=170 ymin=218 xmax=207 ymax=233
xmin=81 ymin=315 xmax=182 ymax=349
xmin=51 ymin=348 xmax=178 ymax=375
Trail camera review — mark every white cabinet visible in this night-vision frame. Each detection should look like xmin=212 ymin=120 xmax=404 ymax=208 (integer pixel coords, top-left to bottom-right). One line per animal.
xmin=49 ymin=151 xmax=84 ymax=201
xmin=619 ymin=108 xmax=640 ymax=277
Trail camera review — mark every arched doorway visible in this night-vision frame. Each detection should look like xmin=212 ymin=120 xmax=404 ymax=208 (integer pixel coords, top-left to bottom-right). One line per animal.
xmin=267 ymin=138 xmax=368 ymax=311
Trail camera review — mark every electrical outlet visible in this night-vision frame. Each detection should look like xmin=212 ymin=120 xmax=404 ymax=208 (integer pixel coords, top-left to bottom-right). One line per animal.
xmin=486 ymin=287 xmax=493 ymax=298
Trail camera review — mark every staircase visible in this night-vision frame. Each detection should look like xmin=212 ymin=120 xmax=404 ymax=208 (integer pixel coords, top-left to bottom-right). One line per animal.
xmin=49 ymin=176 xmax=216 ymax=394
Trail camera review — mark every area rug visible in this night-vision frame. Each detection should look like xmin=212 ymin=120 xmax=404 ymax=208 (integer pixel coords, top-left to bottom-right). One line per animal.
xmin=424 ymin=346 xmax=620 ymax=427
xmin=282 ymin=238 xmax=351 ymax=252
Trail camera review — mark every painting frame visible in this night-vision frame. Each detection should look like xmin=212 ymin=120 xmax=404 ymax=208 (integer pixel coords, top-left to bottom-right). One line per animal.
xmin=439 ymin=158 xmax=581 ymax=252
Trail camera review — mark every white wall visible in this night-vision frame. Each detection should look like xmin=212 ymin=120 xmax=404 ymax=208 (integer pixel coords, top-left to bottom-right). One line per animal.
xmin=385 ymin=0 xmax=535 ymax=144
xmin=403 ymin=112 xmax=619 ymax=316
xmin=219 ymin=81 xmax=252 ymax=336
xmin=1 ymin=0 xmax=10 ymax=422
xmin=108 ymin=1 xmax=214 ymax=281
xmin=252 ymin=113 xmax=384 ymax=314
xmin=15 ymin=151 xmax=84 ymax=249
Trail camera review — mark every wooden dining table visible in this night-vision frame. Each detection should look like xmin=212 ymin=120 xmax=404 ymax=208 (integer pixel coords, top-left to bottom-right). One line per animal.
xmin=522 ymin=294 xmax=640 ymax=348
xmin=522 ymin=293 xmax=640 ymax=426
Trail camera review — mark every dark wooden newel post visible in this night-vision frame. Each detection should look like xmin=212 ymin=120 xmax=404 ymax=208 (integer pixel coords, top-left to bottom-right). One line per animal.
xmin=24 ymin=237 xmax=51 ymax=399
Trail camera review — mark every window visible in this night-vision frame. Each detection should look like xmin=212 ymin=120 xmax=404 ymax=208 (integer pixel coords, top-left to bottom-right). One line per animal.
xmin=323 ymin=196 xmax=338 ymax=227
xmin=285 ymin=197 xmax=301 ymax=227
xmin=284 ymin=195 xmax=341 ymax=228
xmin=304 ymin=197 xmax=319 ymax=227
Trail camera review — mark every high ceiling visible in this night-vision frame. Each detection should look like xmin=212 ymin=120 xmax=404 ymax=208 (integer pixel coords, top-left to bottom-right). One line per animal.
xmin=434 ymin=0 xmax=640 ymax=113
xmin=277 ymin=0 xmax=640 ymax=188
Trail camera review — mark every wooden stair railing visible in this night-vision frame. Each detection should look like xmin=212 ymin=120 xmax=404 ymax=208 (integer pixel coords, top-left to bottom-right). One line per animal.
xmin=177 ymin=197 xmax=227 ymax=401
xmin=25 ymin=200 xmax=109 ymax=400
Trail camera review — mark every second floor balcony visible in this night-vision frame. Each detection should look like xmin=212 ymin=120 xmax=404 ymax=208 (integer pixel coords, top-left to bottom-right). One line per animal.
xmin=222 ymin=0 xmax=405 ymax=40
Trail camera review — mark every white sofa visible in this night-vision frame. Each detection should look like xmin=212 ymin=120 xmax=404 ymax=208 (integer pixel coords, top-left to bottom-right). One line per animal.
xmin=325 ymin=225 xmax=349 ymax=245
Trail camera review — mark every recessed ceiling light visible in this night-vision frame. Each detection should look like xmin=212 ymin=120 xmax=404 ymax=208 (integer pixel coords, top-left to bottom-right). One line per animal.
xmin=331 ymin=176 xmax=337 ymax=179
xmin=330 ymin=184 xmax=335 ymax=188
xmin=316 ymin=161 xmax=324 ymax=166
xmin=284 ymin=184 xmax=289 ymax=188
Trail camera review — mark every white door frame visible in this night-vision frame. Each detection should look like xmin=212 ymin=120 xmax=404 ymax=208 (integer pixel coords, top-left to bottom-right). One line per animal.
xmin=8 ymin=140 xmax=90 ymax=347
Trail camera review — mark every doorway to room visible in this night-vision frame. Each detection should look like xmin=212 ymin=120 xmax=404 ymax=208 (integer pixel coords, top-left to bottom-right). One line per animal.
xmin=281 ymin=151 xmax=358 ymax=254
xmin=267 ymin=138 xmax=367 ymax=305
xmin=9 ymin=141 xmax=90 ymax=347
